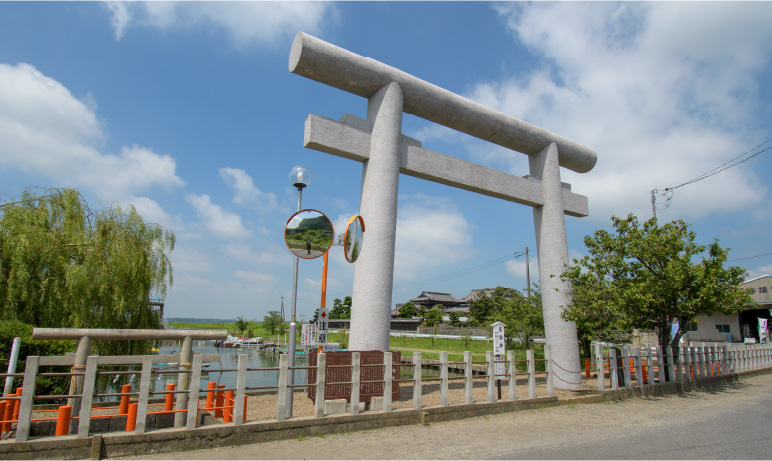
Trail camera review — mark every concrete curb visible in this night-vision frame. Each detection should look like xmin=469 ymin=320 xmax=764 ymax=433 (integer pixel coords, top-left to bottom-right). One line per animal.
xmin=1 ymin=368 xmax=767 ymax=460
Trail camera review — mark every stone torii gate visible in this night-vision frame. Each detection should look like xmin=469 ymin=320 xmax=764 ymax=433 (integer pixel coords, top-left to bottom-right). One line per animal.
xmin=289 ymin=32 xmax=597 ymax=389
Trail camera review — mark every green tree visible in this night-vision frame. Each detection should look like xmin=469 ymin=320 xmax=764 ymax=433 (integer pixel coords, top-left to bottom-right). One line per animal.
xmin=398 ymin=302 xmax=417 ymax=318
xmin=0 ymin=320 xmax=75 ymax=398
xmin=468 ymin=287 xmax=517 ymax=326
xmin=422 ymin=307 xmax=443 ymax=327
xmin=561 ymin=214 xmax=752 ymax=355
xmin=330 ymin=296 xmax=352 ymax=319
xmin=263 ymin=310 xmax=283 ymax=335
xmin=448 ymin=311 xmax=462 ymax=327
xmin=234 ymin=316 xmax=251 ymax=337
xmin=0 ymin=188 xmax=174 ymax=356
xmin=498 ymin=286 xmax=545 ymax=350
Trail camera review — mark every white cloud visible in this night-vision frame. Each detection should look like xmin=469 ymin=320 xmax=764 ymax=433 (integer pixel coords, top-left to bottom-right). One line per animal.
xmin=394 ymin=195 xmax=474 ymax=282
xmin=105 ymin=1 xmax=131 ymax=40
xmin=170 ymin=247 xmax=213 ymax=275
xmin=747 ymin=265 xmax=772 ymax=281
xmin=463 ymin=3 xmax=772 ymax=222
xmin=234 ymin=270 xmax=277 ymax=287
xmin=0 ymin=63 xmax=184 ymax=200
xmin=106 ymin=2 xmax=336 ymax=49
xmin=124 ymin=196 xmax=183 ymax=231
xmin=186 ymin=193 xmax=251 ymax=239
xmin=219 ymin=167 xmax=277 ymax=212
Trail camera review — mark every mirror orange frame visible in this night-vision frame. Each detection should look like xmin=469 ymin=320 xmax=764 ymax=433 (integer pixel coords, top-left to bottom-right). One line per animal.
xmin=284 ymin=209 xmax=335 ymax=260
xmin=343 ymin=215 xmax=365 ymax=263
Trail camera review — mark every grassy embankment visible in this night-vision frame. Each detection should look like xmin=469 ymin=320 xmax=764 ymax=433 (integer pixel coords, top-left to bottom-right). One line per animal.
xmin=169 ymin=321 xmax=545 ymax=368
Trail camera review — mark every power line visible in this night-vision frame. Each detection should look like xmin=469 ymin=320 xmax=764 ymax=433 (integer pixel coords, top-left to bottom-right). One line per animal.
xmin=728 ymin=251 xmax=772 ymax=263
xmin=652 ymin=137 xmax=772 ymax=218
xmin=393 ymin=249 xmax=526 ymax=290
xmin=303 ymin=250 xmax=527 ymax=304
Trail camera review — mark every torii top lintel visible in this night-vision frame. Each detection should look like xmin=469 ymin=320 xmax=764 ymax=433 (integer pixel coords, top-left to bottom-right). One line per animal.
xmin=289 ymin=32 xmax=597 ymax=174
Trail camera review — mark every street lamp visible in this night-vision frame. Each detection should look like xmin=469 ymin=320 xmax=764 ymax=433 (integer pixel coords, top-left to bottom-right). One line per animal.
xmin=287 ymin=166 xmax=310 ymax=416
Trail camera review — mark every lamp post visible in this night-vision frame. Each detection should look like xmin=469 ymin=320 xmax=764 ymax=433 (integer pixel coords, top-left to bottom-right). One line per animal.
xmin=287 ymin=166 xmax=310 ymax=417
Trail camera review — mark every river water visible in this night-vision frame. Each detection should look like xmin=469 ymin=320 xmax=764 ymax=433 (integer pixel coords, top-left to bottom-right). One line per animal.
xmin=149 ymin=342 xmax=308 ymax=393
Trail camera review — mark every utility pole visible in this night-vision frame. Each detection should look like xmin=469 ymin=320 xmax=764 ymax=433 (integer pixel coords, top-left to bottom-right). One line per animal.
xmin=280 ymin=296 xmax=285 ymax=323
xmin=651 ymin=189 xmax=657 ymax=220
xmin=525 ymin=247 xmax=531 ymax=298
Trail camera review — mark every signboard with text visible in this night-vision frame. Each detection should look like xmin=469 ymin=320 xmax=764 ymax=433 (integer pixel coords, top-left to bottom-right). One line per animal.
xmin=492 ymin=322 xmax=506 ymax=356
xmin=316 ymin=307 xmax=330 ymax=346
xmin=301 ymin=323 xmax=317 ymax=347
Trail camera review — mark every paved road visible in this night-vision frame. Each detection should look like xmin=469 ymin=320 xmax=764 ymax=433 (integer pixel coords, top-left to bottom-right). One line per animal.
xmin=119 ymin=373 xmax=772 ymax=460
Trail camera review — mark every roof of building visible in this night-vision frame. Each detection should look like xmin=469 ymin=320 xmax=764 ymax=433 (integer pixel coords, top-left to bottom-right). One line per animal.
xmin=410 ymin=291 xmax=461 ymax=304
xmin=742 ymin=275 xmax=771 ymax=285
xmin=459 ymin=288 xmax=495 ymax=303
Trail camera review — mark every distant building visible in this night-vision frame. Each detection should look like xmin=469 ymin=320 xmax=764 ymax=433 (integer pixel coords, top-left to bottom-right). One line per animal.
xmin=686 ymin=275 xmax=772 ymax=343
xmin=390 ymin=288 xmax=502 ymax=325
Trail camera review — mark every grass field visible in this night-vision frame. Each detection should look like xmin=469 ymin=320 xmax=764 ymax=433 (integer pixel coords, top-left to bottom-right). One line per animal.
xmin=168 ymin=321 xmax=545 ymax=366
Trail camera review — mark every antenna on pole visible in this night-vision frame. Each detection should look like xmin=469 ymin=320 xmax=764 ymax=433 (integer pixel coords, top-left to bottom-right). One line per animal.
xmin=651 ymin=189 xmax=657 ymax=220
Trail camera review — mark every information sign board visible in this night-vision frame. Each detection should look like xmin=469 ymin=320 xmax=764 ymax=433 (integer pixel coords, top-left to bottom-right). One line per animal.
xmin=492 ymin=322 xmax=506 ymax=356
xmin=316 ymin=307 xmax=330 ymax=346
xmin=301 ymin=323 xmax=317 ymax=347
xmin=495 ymin=356 xmax=506 ymax=380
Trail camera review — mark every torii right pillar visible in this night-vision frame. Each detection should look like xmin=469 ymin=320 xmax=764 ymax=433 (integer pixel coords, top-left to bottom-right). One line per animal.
xmin=530 ymin=142 xmax=581 ymax=389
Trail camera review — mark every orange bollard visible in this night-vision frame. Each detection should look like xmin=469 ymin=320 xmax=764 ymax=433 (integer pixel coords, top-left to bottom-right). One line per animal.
xmin=215 ymin=385 xmax=225 ymax=418
xmin=3 ymin=395 xmax=13 ymax=432
xmin=0 ymin=401 xmax=7 ymax=433
xmin=119 ymin=384 xmax=132 ymax=415
xmin=243 ymin=395 xmax=248 ymax=421
xmin=205 ymin=382 xmax=216 ymax=411
xmin=584 ymin=359 xmax=591 ymax=378
xmin=164 ymin=384 xmax=175 ymax=412
xmin=126 ymin=403 xmax=138 ymax=431
xmin=13 ymin=388 xmax=22 ymax=421
xmin=223 ymin=390 xmax=234 ymax=423
xmin=55 ymin=405 xmax=72 ymax=436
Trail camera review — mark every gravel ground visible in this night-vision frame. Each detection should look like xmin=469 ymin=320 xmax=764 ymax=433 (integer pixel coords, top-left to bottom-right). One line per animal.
xmin=117 ymin=372 xmax=772 ymax=460
xmin=240 ymin=376 xmax=599 ymax=422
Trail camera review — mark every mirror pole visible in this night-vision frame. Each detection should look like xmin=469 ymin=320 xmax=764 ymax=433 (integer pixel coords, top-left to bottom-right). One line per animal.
xmin=286 ymin=186 xmax=303 ymax=417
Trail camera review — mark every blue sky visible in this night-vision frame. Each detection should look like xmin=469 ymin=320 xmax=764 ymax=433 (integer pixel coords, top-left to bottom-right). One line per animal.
xmin=1 ymin=2 xmax=771 ymax=322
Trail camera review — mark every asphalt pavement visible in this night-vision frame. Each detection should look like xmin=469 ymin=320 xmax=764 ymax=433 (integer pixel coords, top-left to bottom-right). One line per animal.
xmin=117 ymin=372 xmax=772 ymax=460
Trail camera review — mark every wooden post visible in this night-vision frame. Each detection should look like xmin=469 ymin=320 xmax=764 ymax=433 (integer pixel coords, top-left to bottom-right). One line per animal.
xmin=412 ymin=352 xmax=422 ymax=410
xmin=384 ymin=352 xmax=393 ymax=412
xmin=276 ymin=354 xmax=288 ymax=421
xmin=350 ymin=352 xmax=361 ymax=415
xmin=77 ymin=356 xmax=99 ymax=438
xmin=315 ymin=353 xmax=326 ymax=418
xmin=595 ymin=343 xmax=605 ymax=391
xmin=464 ymin=351 xmax=474 ymax=404
xmin=526 ymin=350 xmax=536 ymax=398
xmin=508 ymin=350 xmax=517 ymax=400
xmin=186 ymin=355 xmax=204 ymax=430
xmin=440 ymin=352 xmax=449 ymax=406
xmin=486 ymin=351 xmax=495 ymax=402
xmin=234 ymin=354 xmax=247 ymax=425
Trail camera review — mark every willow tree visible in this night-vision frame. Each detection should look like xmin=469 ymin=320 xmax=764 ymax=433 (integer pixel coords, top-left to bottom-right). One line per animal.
xmin=0 ymin=187 xmax=174 ymax=355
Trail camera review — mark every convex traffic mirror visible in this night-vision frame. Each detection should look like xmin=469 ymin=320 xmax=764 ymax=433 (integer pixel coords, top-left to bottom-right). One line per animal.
xmin=284 ymin=209 xmax=334 ymax=259
xmin=343 ymin=215 xmax=365 ymax=263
